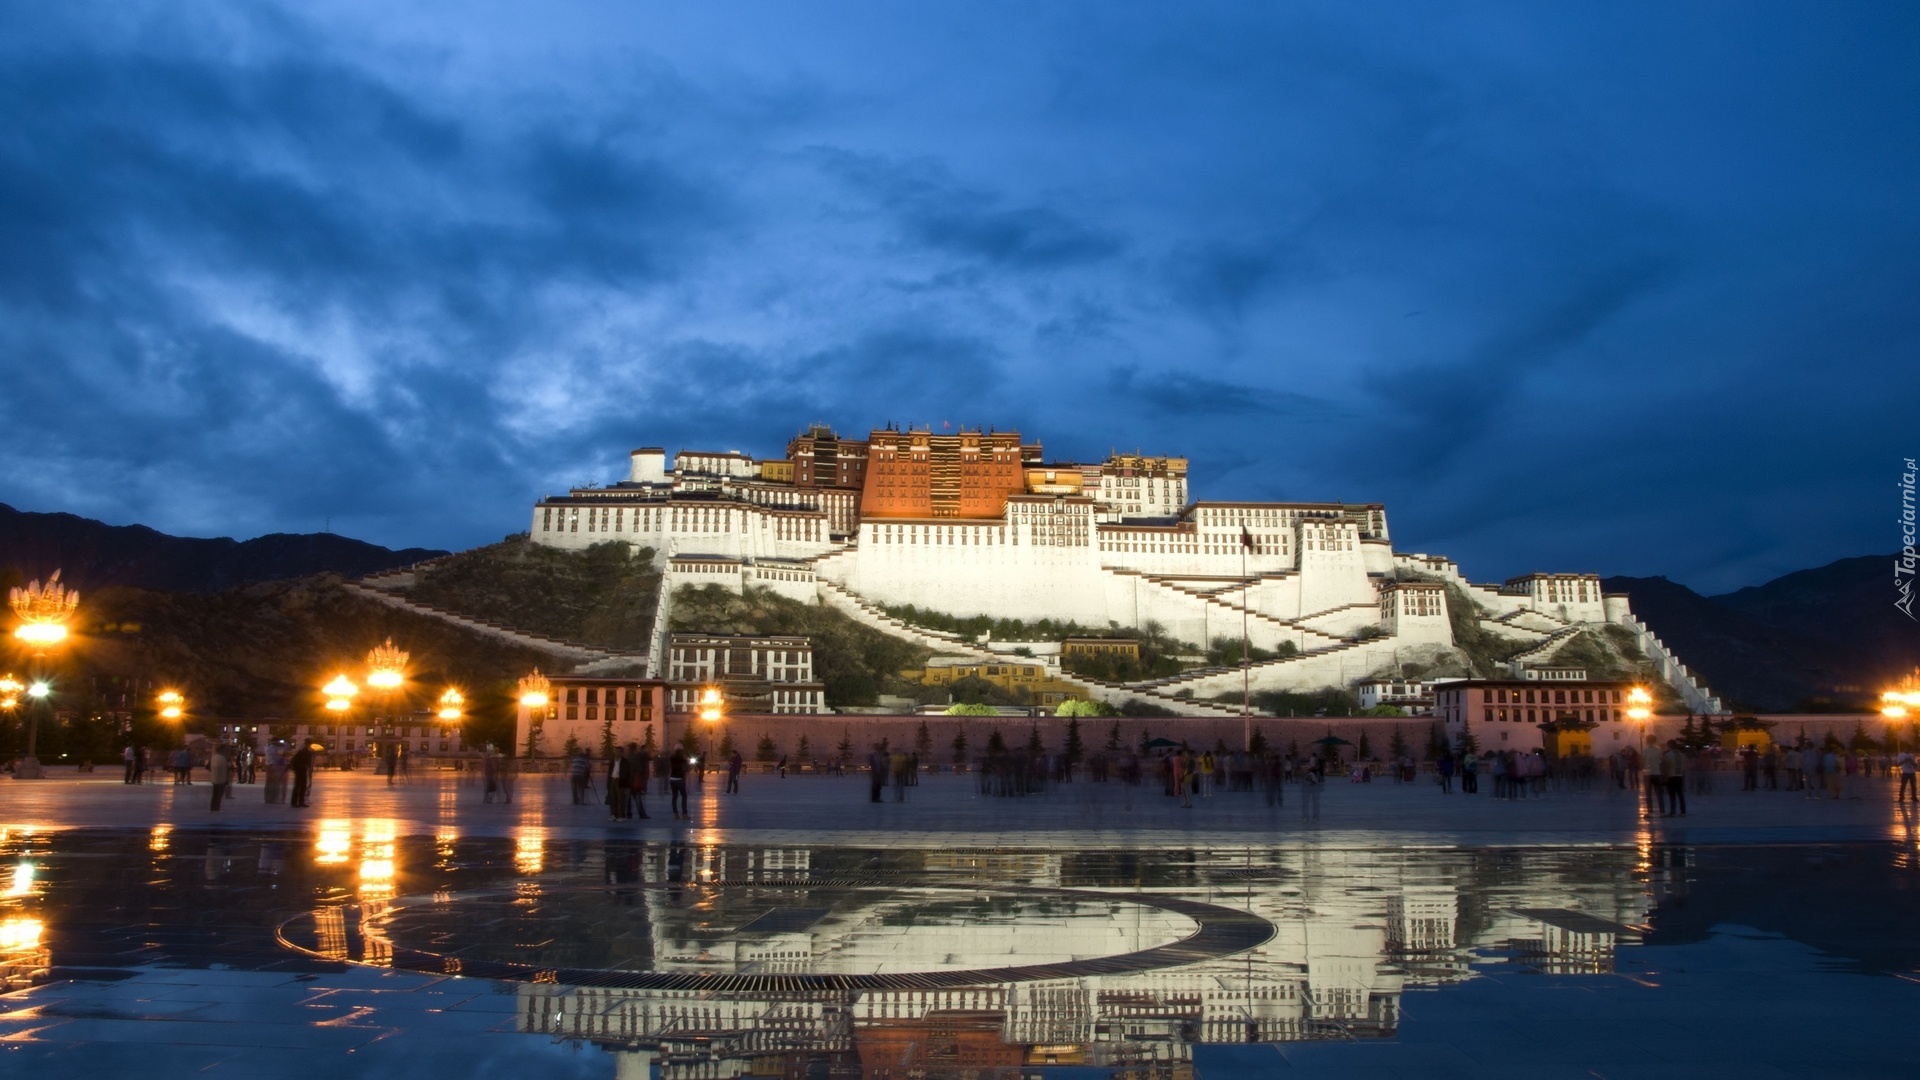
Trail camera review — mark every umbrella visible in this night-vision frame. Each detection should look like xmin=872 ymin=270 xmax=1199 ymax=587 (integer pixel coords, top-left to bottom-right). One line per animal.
xmin=1312 ymin=734 xmax=1354 ymax=748
xmin=1142 ymin=737 xmax=1183 ymax=751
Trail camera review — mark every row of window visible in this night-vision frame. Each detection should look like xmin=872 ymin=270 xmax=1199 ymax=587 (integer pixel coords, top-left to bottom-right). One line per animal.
xmin=1489 ymin=708 xmax=1617 ymax=724
xmin=1486 ymin=687 xmax=1622 ymax=705
xmin=565 ymin=707 xmax=653 ymax=722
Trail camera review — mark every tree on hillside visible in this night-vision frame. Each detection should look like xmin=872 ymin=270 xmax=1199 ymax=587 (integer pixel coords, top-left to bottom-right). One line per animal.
xmin=945 ymin=702 xmax=997 ymax=716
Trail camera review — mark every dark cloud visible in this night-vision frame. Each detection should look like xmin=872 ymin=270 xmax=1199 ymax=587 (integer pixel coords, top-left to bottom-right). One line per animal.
xmin=0 ymin=1 xmax=1914 ymax=595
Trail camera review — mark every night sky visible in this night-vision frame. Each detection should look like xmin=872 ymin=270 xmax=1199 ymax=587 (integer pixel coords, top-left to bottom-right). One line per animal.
xmin=2 ymin=2 xmax=1915 ymax=593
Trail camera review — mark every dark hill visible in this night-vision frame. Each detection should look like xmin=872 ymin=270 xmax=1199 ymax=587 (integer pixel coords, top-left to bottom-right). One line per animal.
xmin=1604 ymin=553 xmax=1920 ymax=712
xmin=0 ymin=502 xmax=445 ymax=593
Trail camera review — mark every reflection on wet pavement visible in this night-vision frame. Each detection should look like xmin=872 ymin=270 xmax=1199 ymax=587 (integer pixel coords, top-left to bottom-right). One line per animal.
xmin=1 ymin=820 xmax=1917 ymax=1078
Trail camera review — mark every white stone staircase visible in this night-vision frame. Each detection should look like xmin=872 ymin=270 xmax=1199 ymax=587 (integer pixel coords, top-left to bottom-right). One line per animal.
xmin=339 ymin=580 xmax=648 ymax=673
xmin=813 ymin=580 xmax=998 ymax=660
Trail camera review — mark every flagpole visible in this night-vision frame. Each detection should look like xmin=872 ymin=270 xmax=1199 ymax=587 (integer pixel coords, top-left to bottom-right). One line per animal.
xmin=1241 ymin=521 xmax=1251 ymax=752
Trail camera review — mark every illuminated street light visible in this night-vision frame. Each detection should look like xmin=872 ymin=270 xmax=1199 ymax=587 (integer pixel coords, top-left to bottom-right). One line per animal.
xmin=517 ymin=670 xmax=551 ymax=709
xmin=1626 ymin=686 xmax=1653 ymax=723
xmin=366 ymin=639 xmax=408 ymax=691
xmin=1880 ymin=672 xmax=1920 ymax=718
xmin=437 ymin=688 xmax=464 ymax=722
xmin=0 ymin=674 xmax=19 ymax=714
xmin=8 ymin=570 xmax=78 ymax=779
xmin=157 ymin=689 xmax=185 ymax=721
xmin=323 ymin=674 xmax=358 ymax=714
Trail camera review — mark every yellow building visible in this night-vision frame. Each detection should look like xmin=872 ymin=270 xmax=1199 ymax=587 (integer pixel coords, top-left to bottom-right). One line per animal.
xmin=759 ymin=459 xmax=796 ymax=483
xmin=906 ymin=657 xmax=1086 ymax=707
xmin=1061 ymin=637 xmax=1141 ymax=661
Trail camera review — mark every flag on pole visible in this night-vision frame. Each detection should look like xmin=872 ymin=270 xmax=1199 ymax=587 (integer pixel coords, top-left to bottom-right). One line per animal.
xmin=1240 ymin=526 xmax=1254 ymax=551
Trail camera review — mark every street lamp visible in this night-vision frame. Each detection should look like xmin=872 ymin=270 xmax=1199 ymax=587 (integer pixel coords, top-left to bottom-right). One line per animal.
xmin=1626 ymin=686 xmax=1652 ymax=723
xmin=365 ymin=639 xmax=408 ymax=763
xmin=437 ymin=688 xmax=464 ymax=722
xmin=1880 ymin=672 xmax=1920 ymax=719
xmin=699 ymin=685 xmax=724 ymax=770
xmin=157 ymin=690 xmax=185 ymax=722
xmin=518 ymin=670 xmax=551 ymax=758
xmin=8 ymin=571 xmax=79 ymax=779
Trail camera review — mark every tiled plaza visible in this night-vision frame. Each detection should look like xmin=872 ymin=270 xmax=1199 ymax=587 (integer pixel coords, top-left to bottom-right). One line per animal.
xmin=2 ymin=770 xmax=1917 ymax=1079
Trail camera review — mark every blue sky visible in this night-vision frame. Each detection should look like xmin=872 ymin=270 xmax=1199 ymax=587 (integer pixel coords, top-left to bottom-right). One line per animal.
xmin=1 ymin=2 xmax=1914 ymax=594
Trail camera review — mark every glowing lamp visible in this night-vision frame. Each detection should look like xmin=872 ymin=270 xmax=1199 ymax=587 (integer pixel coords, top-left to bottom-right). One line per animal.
xmin=12 ymin=623 xmax=66 ymax=646
xmin=518 ymin=669 xmax=551 ymax=710
xmin=699 ymin=686 xmax=723 ymax=723
xmin=324 ymin=697 xmax=352 ymax=713
xmin=157 ymin=690 xmax=184 ymax=720
xmin=324 ymin=675 xmax=358 ymax=700
xmin=27 ymin=682 xmax=49 ymax=700
xmin=365 ymin=639 xmax=409 ymax=691
xmin=437 ymin=688 xmax=464 ymax=722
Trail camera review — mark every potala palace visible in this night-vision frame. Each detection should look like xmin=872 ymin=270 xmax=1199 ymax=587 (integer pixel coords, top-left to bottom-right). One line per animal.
xmin=527 ymin=423 xmax=1721 ymax=720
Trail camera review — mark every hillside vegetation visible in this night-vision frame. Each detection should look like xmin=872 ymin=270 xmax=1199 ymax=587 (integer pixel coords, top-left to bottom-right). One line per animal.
xmin=671 ymin=585 xmax=929 ymax=707
xmin=404 ymin=538 xmax=660 ymax=650
xmin=2 ymin=575 xmax=557 ymax=762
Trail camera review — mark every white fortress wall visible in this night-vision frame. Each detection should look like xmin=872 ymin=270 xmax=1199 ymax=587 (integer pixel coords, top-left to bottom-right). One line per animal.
xmin=847 ymin=517 xmax=1110 ymax=624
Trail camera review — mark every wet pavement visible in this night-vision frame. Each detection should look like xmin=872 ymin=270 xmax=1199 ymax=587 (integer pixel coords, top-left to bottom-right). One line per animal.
xmin=1 ymin=772 xmax=1918 ymax=1078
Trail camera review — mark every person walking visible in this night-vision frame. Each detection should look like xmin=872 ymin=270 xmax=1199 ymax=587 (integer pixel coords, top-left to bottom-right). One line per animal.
xmin=606 ymin=748 xmax=630 ymax=818
xmin=1661 ymin=741 xmax=1689 ymax=817
xmin=208 ymin=745 xmax=231 ymax=811
xmin=668 ymin=746 xmax=691 ymax=819
xmin=1300 ymin=756 xmax=1323 ymax=819
xmin=725 ymin=750 xmax=743 ymax=795
xmin=1437 ymin=752 xmax=1454 ymax=794
xmin=570 ymin=750 xmax=592 ymax=805
xmin=867 ymin=746 xmax=887 ymax=803
xmin=482 ymin=749 xmax=500 ymax=804
xmin=626 ymin=743 xmax=650 ymax=819
xmin=122 ymin=744 xmax=138 ymax=784
xmin=1642 ymin=739 xmax=1666 ymax=817
xmin=383 ymin=741 xmax=400 ymax=787
xmin=1897 ymin=750 xmax=1917 ymax=803
xmin=288 ymin=742 xmax=314 ymax=808
xmin=498 ymin=752 xmax=516 ymax=804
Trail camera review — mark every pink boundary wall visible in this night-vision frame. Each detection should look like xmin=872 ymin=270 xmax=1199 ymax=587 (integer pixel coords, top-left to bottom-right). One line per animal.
xmin=632 ymin=711 xmax=1912 ymax=764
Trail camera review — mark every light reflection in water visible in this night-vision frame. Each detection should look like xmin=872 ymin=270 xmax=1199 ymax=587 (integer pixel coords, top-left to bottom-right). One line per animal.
xmin=4 ymin=863 xmax=31 ymax=898
xmin=148 ymin=825 xmax=171 ymax=853
xmin=314 ymin=821 xmax=351 ymax=865
xmin=514 ymin=830 xmax=544 ymax=876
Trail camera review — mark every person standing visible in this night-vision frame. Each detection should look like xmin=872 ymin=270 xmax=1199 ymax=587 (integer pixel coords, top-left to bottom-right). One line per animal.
xmin=867 ymin=746 xmax=887 ymax=803
xmin=726 ymin=750 xmax=743 ymax=795
xmin=482 ymin=749 xmax=499 ymax=803
xmin=1897 ymin=750 xmax=1917 ymax=803
xmin=263 ymin=741 xmax=287 ymax=804
xmin=1642 ymin=739 xmax=1665 ymax=817
xmin=122 ymin=744 xmax=137 ymax=784
xmin=1437 ymin=753 xmax=1454 ymax=794
xmin=1661 ymin=741 xmax=1689 ymax=817
xmin=606 ymin=748 xmax=629 ymax=818
xmin=668 ymin=746 xmax=691 ymax=819
xmin=383 ymin=741 xmax=400 ymax=787
xmin=626 ymin=743 xmax=650 ymax=819
xmin=570 ymin=750 xmax=592 ymax=806
xmin=288 ymin=742 xmax=314 ymax=808
xmin=208 ymin=745 xmax=231 ymax=811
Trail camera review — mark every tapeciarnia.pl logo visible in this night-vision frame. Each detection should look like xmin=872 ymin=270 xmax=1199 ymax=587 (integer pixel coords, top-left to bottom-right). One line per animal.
xmin=1899 ymin=457 xmax=1917 ymax=620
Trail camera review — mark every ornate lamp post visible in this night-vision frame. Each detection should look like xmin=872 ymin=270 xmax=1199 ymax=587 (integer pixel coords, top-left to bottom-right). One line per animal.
xmin=699 ymin=685 xmax=725 ymax=772
xmin=365 ymin=639 xmax=408 ymax=763
xmin=436 ymin=688 xmax=464 ymax=759
xmin=157 ymin=690 xmax=185 ymax=723
xmin=518 ymin=670 xmax=552 ymax=758
xmin=1881 ymin=670 xmax=1920 ymax=720
xmin=9 ymin=571 xmax=79 ymax=779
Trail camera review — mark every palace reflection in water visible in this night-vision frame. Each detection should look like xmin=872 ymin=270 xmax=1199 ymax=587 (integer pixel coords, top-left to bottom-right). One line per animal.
xmin=3 ymin=821 xmax=1686 ymax=1079
xmin=263 ymin=829 xmax=1655 ymax=1079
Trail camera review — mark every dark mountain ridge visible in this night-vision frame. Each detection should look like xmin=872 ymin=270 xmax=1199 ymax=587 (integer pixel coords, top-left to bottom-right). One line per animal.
xmin=1605 ymin=553 xmax=1919 ymax=712
xmin=0 ymin=502 xmax=445 ymax=593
